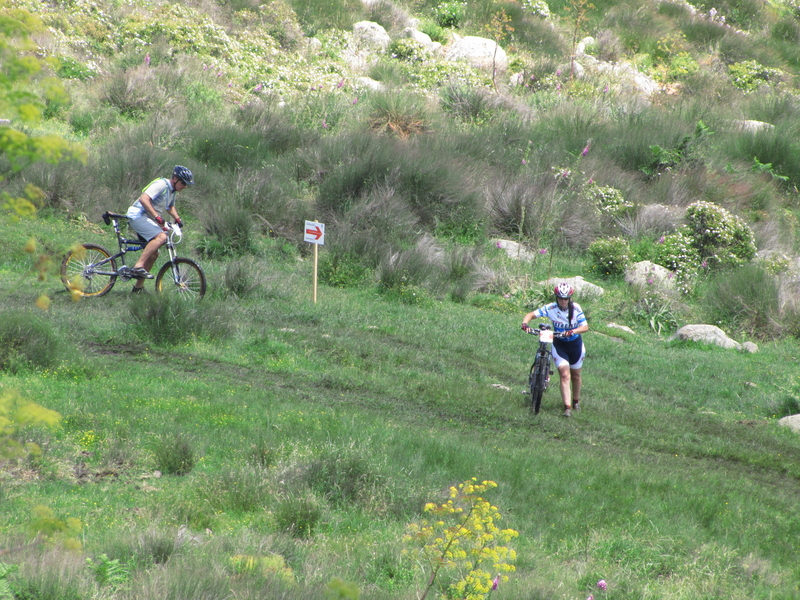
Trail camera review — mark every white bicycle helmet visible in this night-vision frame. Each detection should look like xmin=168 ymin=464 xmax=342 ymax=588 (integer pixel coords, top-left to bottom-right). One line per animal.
xmin=553 ymin=282 xmax=574 ymax=299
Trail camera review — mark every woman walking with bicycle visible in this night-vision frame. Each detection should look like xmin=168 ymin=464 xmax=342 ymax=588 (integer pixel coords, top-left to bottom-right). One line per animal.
xmin=521 ymin=282 xmax=589 ymax=417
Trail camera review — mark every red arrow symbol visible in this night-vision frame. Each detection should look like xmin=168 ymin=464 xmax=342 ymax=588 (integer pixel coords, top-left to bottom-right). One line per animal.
xmin=305 ymin=225 xmax=323 ymax=240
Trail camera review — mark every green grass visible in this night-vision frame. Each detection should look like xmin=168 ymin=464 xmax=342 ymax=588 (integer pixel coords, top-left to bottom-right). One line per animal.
xmin=2 ymin=215 xmax=800 ymax=600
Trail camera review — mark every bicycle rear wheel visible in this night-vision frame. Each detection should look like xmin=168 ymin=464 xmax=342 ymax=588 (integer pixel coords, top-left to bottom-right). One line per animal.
xmin=529 ymin=353 xmax=548 ymax=415
xmin=60 ymin=243 xmax=117 ymax=297
xmin=155 ymin=257 xmax=206 ymax=299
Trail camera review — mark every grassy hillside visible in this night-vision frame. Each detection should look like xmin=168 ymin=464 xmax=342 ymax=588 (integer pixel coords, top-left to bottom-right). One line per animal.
xmin=2 ymin=0 xmax=800 ymax=598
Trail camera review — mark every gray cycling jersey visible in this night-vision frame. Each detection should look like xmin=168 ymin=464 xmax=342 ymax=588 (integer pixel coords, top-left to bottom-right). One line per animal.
xmin=126 ymin=178 xmax=176 ymax=219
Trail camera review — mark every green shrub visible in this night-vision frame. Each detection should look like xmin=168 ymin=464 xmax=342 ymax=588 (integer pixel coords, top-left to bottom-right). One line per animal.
xmin=655 ymin=230 xmax=700 ymax=294
xmin=274 ymin=495 xmax=322 ymax=538
xmin=683 ymin=201 xmax=757 ymax=269
xmin=319 ymin=251 xmax=371 ymax=288
xmin=128 ymin=295 xmax=232 ymax=346
xmin=303 ymin=448 xmax=385 ymax=508
xmin=0 ymin=312 xmax=69 ymax=373
xmin=223 ymin=257 xmax=269 ymax=298
xmin=728 ymin=60 xmax=784 ymax=93
xmin=583 ymin=182 xmax=635 ymax=218
xmin=588 ymin=236 xmax=631 ymax=277
xmin=704 ymin=264 xmax=780 ymax=339
xmin=389 ymin=39 xmax=428 ymax=63
xmin=439 ymin=84 xmax=492 ymax=123
xmin=151 ymin=432 xmax=196 ymax=476
xmin=434 ymin=1 xmax=465 ymax=28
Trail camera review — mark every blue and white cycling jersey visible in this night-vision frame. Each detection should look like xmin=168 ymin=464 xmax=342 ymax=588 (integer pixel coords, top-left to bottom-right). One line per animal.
xmin=531 ymin=301 xmax=587 ymax=341
xmin=532 ymin=301 xmax=587 ymax=368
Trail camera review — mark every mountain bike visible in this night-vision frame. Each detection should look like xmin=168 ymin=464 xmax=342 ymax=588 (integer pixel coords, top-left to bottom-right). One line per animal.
xmin=525 ymin=323 xmax=564 ymax=415
xmin=60 ymin=211 xmax=206 ymax=299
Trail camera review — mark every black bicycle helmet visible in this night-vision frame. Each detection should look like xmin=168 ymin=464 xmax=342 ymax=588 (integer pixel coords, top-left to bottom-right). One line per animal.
xmin=553 ymin=282 xmax=574 ymax=299
xmin=173 ymin=165 xmax=194 ymax=186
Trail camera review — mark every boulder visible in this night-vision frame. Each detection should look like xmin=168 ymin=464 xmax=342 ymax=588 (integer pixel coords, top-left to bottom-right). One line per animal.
xmin=607 ymin=322 xmax=636 ymax=335
xmin=353 ymin=21 xmax=392 ymax=51
xmin=733 ymin=119 xmax=774 ymax=133
xmin=674 ymin=324 xmax=740 ymax=350
xmin=539 ymin=276 xmax=605 ymax=299
xmin=741 ymin=341 xmax=759 ymax=353
xmin=355 ymin=76 xmax=385 ymax=92
xmin=446 ymin=35 xmax=507 ymax=71
xmin=493 ymin=239 xmax=536 ymax=261
xmin=778 ymin=414 xmax=800 ymax=433
xmin=625 ymin=260 xmax=676 ymax=290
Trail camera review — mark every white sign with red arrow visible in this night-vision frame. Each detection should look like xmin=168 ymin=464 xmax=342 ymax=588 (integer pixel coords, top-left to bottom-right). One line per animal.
xmin=304 ymin=220 xmax=325 ymax=245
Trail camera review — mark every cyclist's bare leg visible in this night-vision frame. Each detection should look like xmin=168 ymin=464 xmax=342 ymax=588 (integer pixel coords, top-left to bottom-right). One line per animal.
xmin=132 ymin=234 xmax=165 ymax=288
xmin=558 ymin=363 xmax=572 ymax=409
xmin=571 ymin=368 xmax=582 ymax=407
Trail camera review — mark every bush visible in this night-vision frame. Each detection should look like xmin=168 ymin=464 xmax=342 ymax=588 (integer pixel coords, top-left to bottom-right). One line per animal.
xmin=654 ymin=230 xmax=700 ymax=294
xmin=704 ymin=264 xmax=780 ymax=339
xmin=683 ymin=201 xmax=757 ymax=269
xmin=128 ymin=294 xmax=233 ymax=345
xmin=728 ymin=60 xmax=784 ymax=93
xmin=0 ymin=311 xmax=70 ymax=373
xmin=583 ymin=182 xmax=635 ymax=219
xmin=319 ymin=251 xmax=372 ymax=288
xmin=389 ymin=39 xmax=428 ymax=63
xmin=434 ymin=1 xmax=465 ymax=28
xmin=274 ymin=495 xmax=322 ymax=538
xmin=588 ymin=236 xmax=631 ymax=277
xmin=151 ymin=432 xmax=196 ymax=476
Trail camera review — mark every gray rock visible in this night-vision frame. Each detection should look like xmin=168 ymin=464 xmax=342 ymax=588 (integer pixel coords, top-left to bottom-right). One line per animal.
xmin=733 ymin=119 xmax=774 ymax=133
xmin=741 ymin=341 xmax=759 ymax=353
xmin=353 ymin=21 xmax=392 ymax=51
xmin=607 ymin=322 xmax=636 ymax=335
xmin=674 ymin=324 xmax=741 ymax=350
xmin=625 ymin=260 xmax=676 ymax=290
xmin=355 ymin=76 xmax=385 ymax=92
xmin=539 ymin=276 xmax=605 ymax=299
xmin=778 ymin=414 xmax=800 ymax=433
xmin=446 ymin=35 xmax=507 ymax=70
xmin=493 ymin=239 xmax=536 ymax=261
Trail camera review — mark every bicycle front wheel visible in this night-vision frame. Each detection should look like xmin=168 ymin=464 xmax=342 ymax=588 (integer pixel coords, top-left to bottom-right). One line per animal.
xmin=60 ymin=243 xmax=117 ymax=298
xmin=155 ymin=258 xmax=206 ymax=299
xmin=530 ymin=354 xmax=548 ymax=415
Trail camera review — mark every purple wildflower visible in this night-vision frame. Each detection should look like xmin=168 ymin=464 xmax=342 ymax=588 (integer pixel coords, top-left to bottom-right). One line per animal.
xmin=556 ymin=68 xmax=562 ymax=76
xmin=337 ymin=78 xmax=345 ymax=88
xmin=352 ymin=97 xmax=358 ymax=105
xmin=496 ymin=242 xmax=502 ymax=248
xmin=539 ymin=248 xmax=548 ymax=254
xmin=597 ymin=580 xmax=607 ymax=591
xmin=322 ymin=118 xmax=328 ymax=129
xmin=658 ymin=236 xmax=665 ymax=244
xmin=581 ymin=143 xmax=591 ymax=157
xmin=492 ymin=576 xmax=500 ymax=590
xmin=647 ymin=278 xmax=653 ymax=284
xmin=603 ymin=84 xmax=609 ymax=93
xmin=701 ymin=260 xmax=708 ymax=268
xmin=521 ymin=159 xmax=528 ymax=165
xmin=254 ymin=83 xmax=263 ymax=92
xmin=144 ymin=53 xmax=150 ymax=67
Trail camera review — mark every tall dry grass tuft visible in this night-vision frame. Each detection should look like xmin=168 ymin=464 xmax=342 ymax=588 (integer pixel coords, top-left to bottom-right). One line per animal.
xmin=11 ymin=549 xmax=93 ymax=600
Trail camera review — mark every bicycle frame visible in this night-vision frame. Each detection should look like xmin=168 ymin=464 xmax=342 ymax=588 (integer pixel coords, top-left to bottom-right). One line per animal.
xmin=96 ymin=211 xmax=181 ymax=281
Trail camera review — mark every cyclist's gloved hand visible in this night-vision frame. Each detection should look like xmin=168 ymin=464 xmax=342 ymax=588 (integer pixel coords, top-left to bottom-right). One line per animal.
xmin=521 ymin=323 xmax=530 ymax=332
xmin=566 ymin=330 xmax=574 ymax=337
xmin=175 ymin=218 xmax=184 ymax=229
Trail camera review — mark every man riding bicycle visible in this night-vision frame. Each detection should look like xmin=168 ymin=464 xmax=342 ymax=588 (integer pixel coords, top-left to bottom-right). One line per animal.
xmin=521 ymin=282 xmax=589 ymax=417
xmin=126 ymin=165 xmax=194 ymax=293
